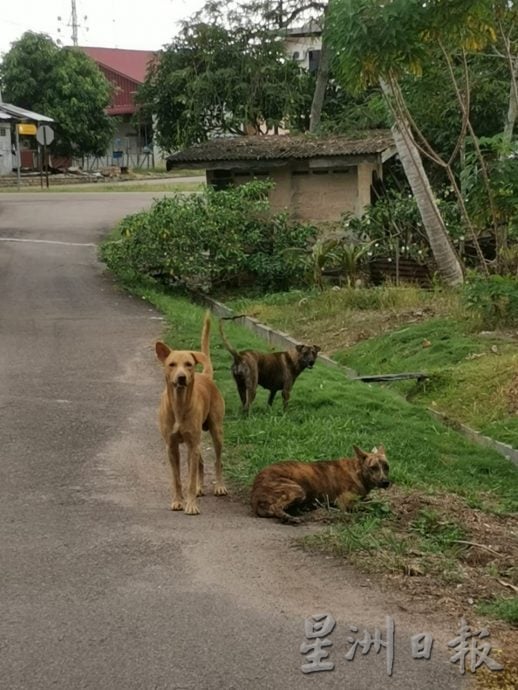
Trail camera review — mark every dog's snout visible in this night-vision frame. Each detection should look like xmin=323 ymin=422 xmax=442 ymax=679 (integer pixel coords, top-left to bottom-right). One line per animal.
xmin=380 ymin=479 xmax=391 ymax=488
xmin=176 ymin=374 xmax=187 ymax=386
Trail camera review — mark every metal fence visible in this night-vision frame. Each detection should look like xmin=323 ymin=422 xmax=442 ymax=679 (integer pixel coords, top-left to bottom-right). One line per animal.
xmin=71 ymin=150 xmax=159 ymax=171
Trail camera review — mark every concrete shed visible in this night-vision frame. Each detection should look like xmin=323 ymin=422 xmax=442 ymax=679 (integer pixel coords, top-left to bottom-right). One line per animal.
xmin=166 ymin=132 xmax=396 ymax=223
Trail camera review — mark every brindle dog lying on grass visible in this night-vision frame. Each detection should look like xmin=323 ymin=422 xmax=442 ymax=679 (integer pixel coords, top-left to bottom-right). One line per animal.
xmin=251 ymin=446 xmax=390 ymax=524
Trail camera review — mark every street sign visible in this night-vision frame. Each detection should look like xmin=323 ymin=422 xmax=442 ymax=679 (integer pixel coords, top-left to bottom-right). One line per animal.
xmin=36 ymin=125 xmax=54 ymax=146
xmin=17 ymin=123 xmax=37 ymax=135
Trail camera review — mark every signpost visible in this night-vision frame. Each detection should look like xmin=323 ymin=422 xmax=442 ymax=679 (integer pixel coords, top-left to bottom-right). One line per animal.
xmin=17 ymin=123 xmax=37 ymax=136
xmin=36 ymin=125 xmax=54 ymax=189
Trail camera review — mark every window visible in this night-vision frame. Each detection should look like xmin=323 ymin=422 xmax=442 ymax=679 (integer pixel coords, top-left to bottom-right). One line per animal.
xmin=308 ymin=50 xmax=321 ymax=75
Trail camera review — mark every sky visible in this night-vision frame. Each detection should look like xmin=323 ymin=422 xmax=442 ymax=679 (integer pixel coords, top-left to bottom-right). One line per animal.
xmin=1 ymin=0 xmax=206 ymax=57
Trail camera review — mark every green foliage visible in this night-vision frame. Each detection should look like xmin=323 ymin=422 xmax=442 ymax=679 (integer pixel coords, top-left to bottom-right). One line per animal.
xmin=0 ymin=32 xmax=114 ymax=157
xmin=461 ymin=135 xmax=518 ymax=249
xmin=410 ymin=508 xmax=466 ymax=552
xmin=101 ymin=181 xmax=316 ymax=292
xmin=476 ymin=597 xmax=518 ymax=626
xmin=327 ymin=0 xmax=498 ymax=92
xmin=463 ymin=273 xmax=518 ymax=328
xmin=138 ymin=18 xmax=312 ymax=150
xmin=108 ymin=289 xmax=518 ymax=513
xmin=335 ymin=314 xmax=518 ymax=447
xmin=399 ymin=50 xmax=510 ymax=162
xmin=344 ymin=190 xmax=463 ymax=264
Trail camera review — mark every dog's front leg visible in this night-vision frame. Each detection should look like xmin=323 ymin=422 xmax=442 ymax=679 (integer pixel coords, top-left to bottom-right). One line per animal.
xmin=210 ymin=425 xmax=227 ymax=497
xmin=167 ymin=438 xmax=184 ymax=511
xmin=184 ymin=440 xmax=201 ymax=515
xmin=281 ymin=383 xmax=292 ymax=410
xmin=245 ymin=365 xmax=258 ymax=413
xmin=197 ymin=454 xmax=205 ymax=497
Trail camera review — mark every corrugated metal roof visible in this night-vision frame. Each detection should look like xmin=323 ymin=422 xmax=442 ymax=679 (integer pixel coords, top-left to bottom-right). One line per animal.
xmin=79 ymin=47 xmax=156 ymax=84
xmin=167 ymin=132 xmax=394 ymax=164
xmin=0 ymin=103 xmax=54 ymax=123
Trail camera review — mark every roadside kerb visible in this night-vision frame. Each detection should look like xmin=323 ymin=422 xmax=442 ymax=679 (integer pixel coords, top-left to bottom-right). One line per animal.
xmin=192 ymin=291 xmax=518 ymax=467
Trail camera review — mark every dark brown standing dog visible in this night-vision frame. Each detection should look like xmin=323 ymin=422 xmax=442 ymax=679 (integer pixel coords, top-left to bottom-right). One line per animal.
xmin=219 ymin=319 xmax=320 ymax=412
xmin=251 ymin=446 xmax=390 ymax=524
xmin=156 ymin=311 xmax=227 ymax=515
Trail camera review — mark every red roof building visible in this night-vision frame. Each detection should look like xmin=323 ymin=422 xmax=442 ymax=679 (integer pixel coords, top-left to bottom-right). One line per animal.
xmin=79 ymin=47 xmax=156 ymax=115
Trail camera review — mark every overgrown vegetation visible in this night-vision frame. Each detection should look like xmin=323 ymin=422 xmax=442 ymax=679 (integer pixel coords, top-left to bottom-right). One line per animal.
xmin=101 ymin=181 xmax=316 ymax=292
xmin=0 ymin=32 xmax=114 ymax=157
xmin=464 ymin=273 xmax=518 ymax=329
xmin=97 ymin=267 xmax=518 ymax=622
xmin=477 ymin=597 xmax=518 ymax=627
xmin=107 ymin=284 xmax=516 ymax=513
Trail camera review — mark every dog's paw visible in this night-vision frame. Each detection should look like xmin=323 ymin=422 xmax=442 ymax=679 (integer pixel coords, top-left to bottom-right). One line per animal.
xmin=196 ymin=486 xmax=205 ymax=497
xmin=214 ymin=484 xmax=228 ymax=496
xmin=184 ymin=500 xmax=200 ymax=515
xmin=283 ymin=516 xmax=302 ymax=525
xmin=171 ymin=500 xmax=184 ymax=511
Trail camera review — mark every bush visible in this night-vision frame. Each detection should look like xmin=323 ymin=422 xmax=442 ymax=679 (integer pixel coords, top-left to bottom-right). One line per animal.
xmin=101 ymin=181 xmax=316 ymax=292
xmin=343 ymin=190 xmax=463 ymax=265
xmin=463 ymin=274 xmax=518 ymax=328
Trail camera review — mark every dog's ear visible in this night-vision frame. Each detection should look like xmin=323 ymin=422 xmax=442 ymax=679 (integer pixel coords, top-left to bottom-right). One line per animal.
xmin=191 ymin=351 xmax=208 ymax=368
xmin=313 ymin=345 xmax=321 ymax=353
xmin=353 ymin=445 xmax=368 ymax=461
xmin=156 ymin=341 xmax=171 ymax=363
xmin=376 ymin=444 xmax=386 ymax=455
xmin=295 ymin=344 xmax=305 ymax=353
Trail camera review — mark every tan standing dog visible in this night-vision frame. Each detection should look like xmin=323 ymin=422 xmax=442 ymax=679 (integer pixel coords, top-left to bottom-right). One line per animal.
xmin=155 ymin=311 xmax=227 ymax=515
xmin=251 ymin=446 xmax=390 ymax=524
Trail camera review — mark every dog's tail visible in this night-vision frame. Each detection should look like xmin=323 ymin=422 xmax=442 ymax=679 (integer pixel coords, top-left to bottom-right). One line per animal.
xmin=218 ymin=318 xmax=241 ymax=363
xmin=200 ymin=310 xmax=214 ymax=378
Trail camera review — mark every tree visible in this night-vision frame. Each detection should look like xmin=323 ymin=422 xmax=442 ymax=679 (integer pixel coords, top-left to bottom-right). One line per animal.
xmin=326 ymin=0 xmax=513 ymax=285
xmin=139 ymin=13 xmax=313 ymax=151
xmin=0 ymin=32 xmax=114 ymax=157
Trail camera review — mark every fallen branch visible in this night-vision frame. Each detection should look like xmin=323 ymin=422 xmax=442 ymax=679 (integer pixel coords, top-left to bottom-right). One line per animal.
xmin=453 ymin=540 xmax=503 ymax=557
xmin=497 ymin=579 xmax=518 ymax=593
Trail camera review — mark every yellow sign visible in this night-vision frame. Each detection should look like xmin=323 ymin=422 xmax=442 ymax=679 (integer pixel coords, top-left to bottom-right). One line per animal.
xmin=17 ymin=123 xmax=37 ymax=135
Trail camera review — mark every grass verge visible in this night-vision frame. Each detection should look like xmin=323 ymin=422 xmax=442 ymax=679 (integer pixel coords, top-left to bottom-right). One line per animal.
xmin=102 ymin=259 xmax=518 ymax=625
xmin=477 ymin=597 xmax=518 ymax=627
xmin=226 ymin=287 xmax=518 ymax=448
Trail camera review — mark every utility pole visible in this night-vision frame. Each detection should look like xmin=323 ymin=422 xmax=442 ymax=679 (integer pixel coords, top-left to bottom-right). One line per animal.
xmin=71 ymin=0 xmax=79 ymax=46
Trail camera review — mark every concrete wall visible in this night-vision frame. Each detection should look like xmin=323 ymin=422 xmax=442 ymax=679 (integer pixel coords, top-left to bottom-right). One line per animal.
xmin=0 ymin=124 xmax=13 ymax=176
xmin=290 ymin=167 xmax=358 ymax=222
xmin=284 ymin=35 xmax=322 ymax=71
xmin=357 ymin=162 xmax=380 ymax=213
xmin=206 ymin=162 xmax=374 ymax=223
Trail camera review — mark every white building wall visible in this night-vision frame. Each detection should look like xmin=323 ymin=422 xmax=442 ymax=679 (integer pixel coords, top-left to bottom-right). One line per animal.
xmin=0 ymin=124 xmax=13 ymax=175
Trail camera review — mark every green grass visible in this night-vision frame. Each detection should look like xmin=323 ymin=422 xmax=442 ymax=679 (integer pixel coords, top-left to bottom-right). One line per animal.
xmin=114 ymin=275 xmax=517 ymax=514
xmin=226 ymin=285 xmax=518 ymax=448
xmin=225 ymin=285 xmax=459 ymax=342
xmin=476 ymin=597 xmax=518 ymax=626
xmin=102 ymin=253 xmax=518 ymax=625
xmin=335 ymin=318 xmax=518 ymax=448
xmin=303 ymin=501 xmax=468 ymax=583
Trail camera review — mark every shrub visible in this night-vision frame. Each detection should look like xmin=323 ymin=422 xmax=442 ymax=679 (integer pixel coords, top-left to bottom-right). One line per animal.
xmin=101 ymin=181 xmax=316 ymax=292
xmin=463 ymin=273 xmax=518 ymax=328
xmin=343 ymin=189 xmax=463 ymax=264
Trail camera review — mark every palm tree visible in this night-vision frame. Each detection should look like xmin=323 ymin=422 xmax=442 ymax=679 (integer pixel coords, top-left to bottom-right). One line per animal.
xmin=326 ymin=0 xmax=483 ymax=286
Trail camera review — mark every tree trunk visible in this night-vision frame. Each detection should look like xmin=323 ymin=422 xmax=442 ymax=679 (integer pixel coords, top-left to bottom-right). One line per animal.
xmin=309 ymin=40 xmax=330 ymax=133
xmin=380 ymin=79 xmax=464 ymax=287
xmin=503 ymin=55 xmax=517 ymax=147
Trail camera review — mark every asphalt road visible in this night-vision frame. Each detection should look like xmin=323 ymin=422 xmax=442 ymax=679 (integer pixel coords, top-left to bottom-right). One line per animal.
xmin=0 ymin=192 xmax=465 ymax=689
